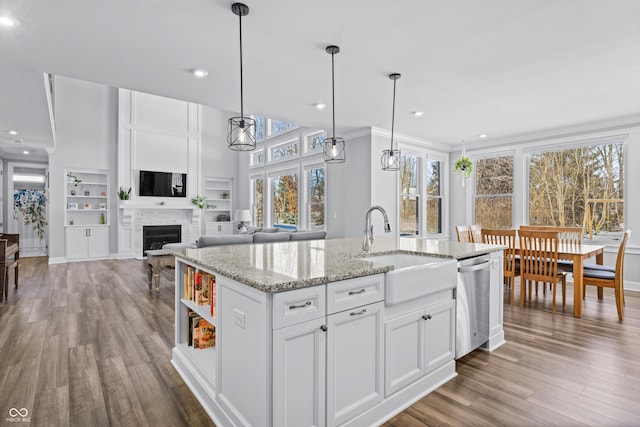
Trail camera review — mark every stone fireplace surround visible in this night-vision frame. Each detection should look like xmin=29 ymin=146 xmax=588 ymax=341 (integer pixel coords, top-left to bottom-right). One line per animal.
xmin=118 ymin=205 xmax=201 ymax=259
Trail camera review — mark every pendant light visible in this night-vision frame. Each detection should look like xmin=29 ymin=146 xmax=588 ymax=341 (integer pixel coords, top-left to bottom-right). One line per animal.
xmin=227 ymin=3 xmax=256 ymax=151
xmin=381 ymin=73 xmax=401 ymax=171
xmin=323 ymin=45 xmax=346 ymax=163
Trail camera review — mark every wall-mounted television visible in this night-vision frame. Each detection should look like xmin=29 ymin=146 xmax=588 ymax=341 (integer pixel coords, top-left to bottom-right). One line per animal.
xmin=139 ymin=170 xmax=187 ymax=197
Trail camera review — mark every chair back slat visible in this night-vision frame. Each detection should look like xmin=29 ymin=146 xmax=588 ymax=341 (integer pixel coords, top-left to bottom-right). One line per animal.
xmin=519 ymin=230 xmax=560 ymax=283
xmin=481 ymin=228 xmax=517 ymax=277
xmin=470 ymin=225 xmax=483 ymax=243
xmin=456 ymin=225 xmax=473 ymax=243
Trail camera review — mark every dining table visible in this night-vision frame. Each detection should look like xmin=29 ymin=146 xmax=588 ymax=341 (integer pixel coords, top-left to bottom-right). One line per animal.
xmin=514 ymin=241 xmax=605 ymax=317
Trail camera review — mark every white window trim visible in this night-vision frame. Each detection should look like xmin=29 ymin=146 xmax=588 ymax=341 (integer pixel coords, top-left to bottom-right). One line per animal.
xmin=399 ymin=143 xmax=449 ymax=238
xmin=304 ymin=130 xmax=326 ymax=155
xmin=268 ymin=136 xmax=301 ymax=164
xmin=303 ymin=161 xmax=327 ymax=231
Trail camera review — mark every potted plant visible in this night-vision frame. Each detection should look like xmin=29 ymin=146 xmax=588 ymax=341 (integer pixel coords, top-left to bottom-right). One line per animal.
xmin=118 ymin=186 xmax=132 ymax=202
xmin=221 ymin=191 xmax=230 ymax=200
xmin=454 ymin=155 xmax=473 ymax=178
xmin=191 ymin=194 xmax=209 ymax=210
xmin=67 ymin=172 xmax=82 ymax=187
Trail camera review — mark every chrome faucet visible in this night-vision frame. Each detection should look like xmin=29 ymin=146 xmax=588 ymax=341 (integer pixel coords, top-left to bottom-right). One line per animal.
xmin=363 ymin=205 xmax=392 ymax=251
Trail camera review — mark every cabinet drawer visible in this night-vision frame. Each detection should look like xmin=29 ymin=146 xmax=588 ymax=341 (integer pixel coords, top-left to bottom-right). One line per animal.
xmin=272 ymin=285 xmax=326 ymax=329
xmin=327 ymin=274 xmax=384 ymax=315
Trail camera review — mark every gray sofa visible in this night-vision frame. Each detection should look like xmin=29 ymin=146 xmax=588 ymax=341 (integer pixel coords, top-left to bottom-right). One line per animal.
xmin=163 ymin=228 xmax=327 ymax=250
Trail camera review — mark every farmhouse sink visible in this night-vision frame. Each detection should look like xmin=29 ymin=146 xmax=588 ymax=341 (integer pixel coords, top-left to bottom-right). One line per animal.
xmin=361 ymin=253 xmax=458 ymax=306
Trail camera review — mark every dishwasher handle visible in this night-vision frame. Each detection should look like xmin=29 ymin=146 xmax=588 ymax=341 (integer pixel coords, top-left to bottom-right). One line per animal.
xmin=458 ymin=260 xmax=491 ymax=273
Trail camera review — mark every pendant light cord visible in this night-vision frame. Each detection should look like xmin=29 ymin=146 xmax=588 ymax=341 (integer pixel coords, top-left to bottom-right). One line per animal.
xmin=238 ymin=12 xmax=244 ymax=119
xmin=331 ymin=51 xmax=336 ymax=138
xmin=391 ymin=78 xmax=396 ymax=151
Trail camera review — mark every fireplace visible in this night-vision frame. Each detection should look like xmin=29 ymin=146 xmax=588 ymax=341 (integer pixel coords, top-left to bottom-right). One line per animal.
xmin=143 ymin=225 xmax=181 ymax=256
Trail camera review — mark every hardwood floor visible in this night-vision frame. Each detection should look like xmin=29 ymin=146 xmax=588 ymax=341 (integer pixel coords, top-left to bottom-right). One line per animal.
xmin=1 ymin=257 xmax=639 ymax=426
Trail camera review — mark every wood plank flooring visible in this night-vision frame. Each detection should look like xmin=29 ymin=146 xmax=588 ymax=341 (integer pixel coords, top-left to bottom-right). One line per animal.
xmin=1 ymin=257 xmax=639 ymax=426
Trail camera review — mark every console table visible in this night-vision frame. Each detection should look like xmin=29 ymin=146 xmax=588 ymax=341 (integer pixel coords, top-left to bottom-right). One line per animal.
xmin=145 ymin=249 xmax=174 ymax=295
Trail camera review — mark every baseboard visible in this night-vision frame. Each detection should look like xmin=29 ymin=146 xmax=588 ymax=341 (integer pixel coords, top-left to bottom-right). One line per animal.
xmin=48 ymin=257 xmax=67 ymax=265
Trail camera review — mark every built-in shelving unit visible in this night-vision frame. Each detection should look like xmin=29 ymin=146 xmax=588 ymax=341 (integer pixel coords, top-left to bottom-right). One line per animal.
xmin=64 ymin=168 xmax=110 ymax=260
xmin=202 ymin=177 xmax=233 ymax=236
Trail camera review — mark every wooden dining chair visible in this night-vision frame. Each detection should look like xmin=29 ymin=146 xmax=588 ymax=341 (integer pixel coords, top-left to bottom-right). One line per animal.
xmin=456 ymin=225 xmax=473 ymax=243
xmin=482 ymin=228 xmax=519 ymax=305
xmin=470 ymin=225 xmax=483 ymax=243
xmin=582 ymin=230 xmax=631 ymax=321
xmin=518 ymin=230 xmax=567 ymax=313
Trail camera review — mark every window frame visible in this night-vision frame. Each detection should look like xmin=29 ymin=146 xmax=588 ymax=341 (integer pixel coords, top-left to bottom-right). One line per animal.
xmin=304 ymin=161 xmax=326 ymax=231
xmin=471 ymin=152 xmax=515 ymax=230
xmin=398 ymin=143 xmax=449 ymax=239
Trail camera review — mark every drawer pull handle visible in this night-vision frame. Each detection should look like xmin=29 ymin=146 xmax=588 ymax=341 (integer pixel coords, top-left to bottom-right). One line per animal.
xmin=350 ymin=308 xmax=367 ymax=316
xmin=289 ymin=301 xmax=312 ymax=310
xmin=422 ymin=314 xmax=432 ymax=320
xmin=320 ymin=325 xmax=328 ymax=332
xmin=348 ymin=288 xmax=366 ymax=296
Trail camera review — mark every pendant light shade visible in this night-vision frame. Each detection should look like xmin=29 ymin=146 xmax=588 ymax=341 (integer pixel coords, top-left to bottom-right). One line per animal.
xmin=228 ymin=3 xmax=256 ymax=151
xmin=323 ymin=45 xmax=346 ymax=163
xmin=381 ymin=73 xmax=401 ymax=171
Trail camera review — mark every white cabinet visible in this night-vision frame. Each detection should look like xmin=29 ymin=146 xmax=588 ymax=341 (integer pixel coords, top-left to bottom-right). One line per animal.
xmin=204 ymin=222 xmax=233 ymax=236
xmin=326 ymin=301 xmax=384 ymax=427
xmin=203 ymin=177 xmax=233 ymax=236
xmin=273 ymin=317 xmax=326 ymax=427
xmin=65 ymin=168 xmax=110 ymax=260
xmin=385 ymin=299 xmax=455 ymax=396
xmin=65 ymin=226 xmax=110 ymax=260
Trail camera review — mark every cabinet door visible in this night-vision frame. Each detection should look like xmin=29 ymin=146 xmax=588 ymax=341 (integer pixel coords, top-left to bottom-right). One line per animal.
xmin=384 ymin=308 xmax=426 ymax=396
xmin=273 ymin=317 xmax=326 ymax=427
xmin=88 ymin=227 xmax=110 ymax=258
xmin=205 ymin=222 xmax=233 ymax=236
xmin=66 ymin=228 xmax=88 ymax=260
xmin=424 ymin=300 xmax=456 ymax=373
xmin=326 ymin=301 xmax=384 ymax=427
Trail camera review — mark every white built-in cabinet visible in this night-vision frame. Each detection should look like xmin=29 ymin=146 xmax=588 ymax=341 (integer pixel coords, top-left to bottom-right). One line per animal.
xmin=65 ymin=227 xmax=110 ymax=260
xmin=385 ymin=298 xmax=455 ymax=395
xmin=203 ymin=177 xmax=233 ymax=236
xmin=64 ymin=168 xmax=110 ymax=260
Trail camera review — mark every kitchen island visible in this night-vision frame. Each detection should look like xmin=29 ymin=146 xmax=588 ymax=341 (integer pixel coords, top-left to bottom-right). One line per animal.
xmin=171 ymin=236 xmax=504 ymax=427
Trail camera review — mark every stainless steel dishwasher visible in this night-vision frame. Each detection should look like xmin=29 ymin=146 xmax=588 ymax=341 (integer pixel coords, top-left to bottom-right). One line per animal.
xmin=456 ymin=254 xmax=492 ymax=359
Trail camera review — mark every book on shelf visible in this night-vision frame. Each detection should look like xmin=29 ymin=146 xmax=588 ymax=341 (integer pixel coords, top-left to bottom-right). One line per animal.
xmin=193 ymin=318 xmax=216 ymax=349
xmin=186 ymin=309 xmax=201 ymax=347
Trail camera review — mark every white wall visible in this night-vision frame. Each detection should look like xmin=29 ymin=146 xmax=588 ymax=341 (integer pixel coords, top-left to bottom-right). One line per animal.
xmin=49 ymin=77 xmax=118 ymax=260
xmin=450 ymin=121 xmax=640 ymax=290
xmin=200 ymin=105 xmax=243 ymax=209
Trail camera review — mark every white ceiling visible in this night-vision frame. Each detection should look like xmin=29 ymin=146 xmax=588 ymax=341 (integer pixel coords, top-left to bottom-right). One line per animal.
xmin=1 ymin=0 xmax=639 ymax=162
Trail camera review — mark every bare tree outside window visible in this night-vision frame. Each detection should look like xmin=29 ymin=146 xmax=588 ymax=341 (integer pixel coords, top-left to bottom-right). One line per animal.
xmin=528 ymin=143 xmax=624 ymax=237
xmin=400 ymin=154 xmax=418 ymax=235
xmin=309 ymin=168 xmax=325 ymax=230
xmin=272 ymin=174 xmax=298 ymax=227
xmin=252 ymin=177 xmax=264 ymax=227
xmin=474 ymin=156 xmax=514 ymax=229
xmin=426 ymin=159 xmax=443 ymax=233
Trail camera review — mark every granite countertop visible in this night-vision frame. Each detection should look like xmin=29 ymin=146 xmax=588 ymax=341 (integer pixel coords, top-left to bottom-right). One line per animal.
xmin=171 ymin=236 xmax=503 ymax=293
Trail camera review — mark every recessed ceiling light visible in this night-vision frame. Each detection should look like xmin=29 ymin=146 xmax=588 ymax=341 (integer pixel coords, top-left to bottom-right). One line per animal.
xmin=313 ymin=103 xmax=326 ymax=110
xmin=9 ymin=130 xmax=17 ymax=135
xmin=479 ymin=134 xmax=487 ymax=139
xmin=412 ymin=111 xmax=424 ymax=117
xmin=192 ymin=69 xmax=208 ymax=78
xmin=23 ymin=150 xmax=29 ymax=155
xmin=0 ymin=16 xmax=18 ymax=27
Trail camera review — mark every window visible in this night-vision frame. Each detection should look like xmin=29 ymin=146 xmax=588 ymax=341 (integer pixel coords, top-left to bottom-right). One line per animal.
xmin=270 ymin=139 xmax=299 ymax=162
xmin=252 ymin=150 xmax=264 ymax=167
xmin=307 ymin=166 xmax=325 ymax=230
xmin=528 ymin=142 xmax=624 ymax=236
xmin=271 ymin=120 xmax=296 ymax=136
xmin=251 ymin=177 xmax=264 ymax=227
xmin=425 ymin=159 xmax=443 ymax=233
xmin=255 ymin=116 xmax=266 ymax=141
xmin=271 ymin=173 xmax=298 ymax=229
xmin=474 ymin=155 xmax=514 ymax=229
xmin=254 ymin=116 xmax=296 ymax=141
xmin=400 ymin=154 xmax=419 ymax=235
xmin=306 ymin=131 xmax=326 ymax=153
